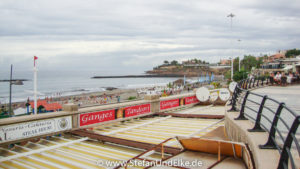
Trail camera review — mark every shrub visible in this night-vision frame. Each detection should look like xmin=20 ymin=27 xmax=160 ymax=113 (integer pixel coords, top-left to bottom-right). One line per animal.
xmin=128 ymin=96 xmax=137 ymax=100
xmin=233 ymin=70 xmax=248 ymax=82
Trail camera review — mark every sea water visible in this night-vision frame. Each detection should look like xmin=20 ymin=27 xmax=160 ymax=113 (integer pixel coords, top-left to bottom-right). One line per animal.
xmin=0 ymin=70 xmax=183 ymax=103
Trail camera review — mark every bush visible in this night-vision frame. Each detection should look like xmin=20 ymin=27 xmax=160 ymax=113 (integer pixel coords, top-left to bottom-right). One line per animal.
xmin=233 ymin=70 xmax=248 ymax=82
xmin=128 ymin=96 xmax=137 ymax=100
xmin=211 ymin=82 xmax=221 ymax=89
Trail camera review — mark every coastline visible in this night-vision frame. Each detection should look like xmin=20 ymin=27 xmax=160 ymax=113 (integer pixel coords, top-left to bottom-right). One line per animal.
xmin=5 ymin=88 xmax=142 ymax=111
xmin=92 ymin=74 xmax=192 ymax=78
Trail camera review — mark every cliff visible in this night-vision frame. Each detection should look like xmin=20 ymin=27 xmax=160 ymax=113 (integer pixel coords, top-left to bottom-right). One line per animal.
xmin=146 ymin=65 xmax=212 ymax=77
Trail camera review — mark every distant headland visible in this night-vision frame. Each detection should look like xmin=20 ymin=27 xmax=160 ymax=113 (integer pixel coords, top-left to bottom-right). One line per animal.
xmin=0 ymin=79 xmax=29 ymax=82
xmin=92 ymin=74 xmax=188 ymax=79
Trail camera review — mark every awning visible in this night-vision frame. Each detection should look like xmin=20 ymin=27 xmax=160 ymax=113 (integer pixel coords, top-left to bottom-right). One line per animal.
xmin=283 ymin=65 xmax=293 ymax=70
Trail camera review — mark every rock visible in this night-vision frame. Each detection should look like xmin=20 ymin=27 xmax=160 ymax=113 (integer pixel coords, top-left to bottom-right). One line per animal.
xmin=106 ymin=87 xmax=118 ymax=91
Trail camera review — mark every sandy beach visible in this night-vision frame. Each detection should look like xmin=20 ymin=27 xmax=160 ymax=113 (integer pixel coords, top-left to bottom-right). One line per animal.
xmin=4 ymin=88 xmax=142 ymax=112
xmin=2 ymin=80 xmax=225 ymax=115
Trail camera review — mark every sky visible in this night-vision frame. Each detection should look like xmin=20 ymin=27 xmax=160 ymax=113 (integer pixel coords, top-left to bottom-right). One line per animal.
xmin=0 ymin=0 xmax=300 ymax=76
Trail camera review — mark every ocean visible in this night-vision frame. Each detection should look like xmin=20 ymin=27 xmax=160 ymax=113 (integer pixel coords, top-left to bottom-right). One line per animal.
xmin=0 ymin=69 xmax=197 ymax=103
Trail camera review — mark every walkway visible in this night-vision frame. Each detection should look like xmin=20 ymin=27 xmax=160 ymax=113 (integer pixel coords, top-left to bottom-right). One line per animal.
xmin=254 ymin=85 xmax=300 ymax=112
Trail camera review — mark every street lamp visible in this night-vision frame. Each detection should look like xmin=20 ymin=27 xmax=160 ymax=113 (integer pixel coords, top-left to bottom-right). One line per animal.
xmin=227 ymin=13 xmax=235 ymax=80
xmin=9 ymin=64 xmax=23 ymax=116
xmin=238 ymin=39 xmax=242 ymax=71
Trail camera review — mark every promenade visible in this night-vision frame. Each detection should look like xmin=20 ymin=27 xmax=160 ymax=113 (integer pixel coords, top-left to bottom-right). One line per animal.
xmin=254 ymin=85 xmax=300 ymax=112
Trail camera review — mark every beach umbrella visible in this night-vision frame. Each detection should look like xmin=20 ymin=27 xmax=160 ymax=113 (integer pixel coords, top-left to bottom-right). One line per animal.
xmin=211 ymin=72 xmax=214 ymax=81
xmin=206 ymin=73 xmax=209 ymax=82
xmin=292 ymin=63 xmax=296 ymax=72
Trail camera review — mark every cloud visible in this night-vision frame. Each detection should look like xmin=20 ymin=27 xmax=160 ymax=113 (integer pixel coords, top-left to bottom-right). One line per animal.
xmin=0 ymin=0 xmax=299 ymax=75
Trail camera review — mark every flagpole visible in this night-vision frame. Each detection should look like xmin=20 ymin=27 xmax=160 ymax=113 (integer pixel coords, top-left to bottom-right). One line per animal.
xmin=33 ymin=56 xmax=38 ymax=115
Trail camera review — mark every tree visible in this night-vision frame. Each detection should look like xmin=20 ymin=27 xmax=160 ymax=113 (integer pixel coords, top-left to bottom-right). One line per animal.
xmin=257 ymin=57 xmax=263 ymax=68
xmin=233 ymin=57 xmax=240 ymax=72
xmin=233 ymin=70 xmax=249 ymax=81
xmin=224 ymin=70 xmax=231 ymax=80
xmin=170 ymin=60 xmax=178 ymax=65
xmin=285 ymin=49 xmax=300 ymax=58
xmin=241 ymin=55 xmax=259 ymax=72
xmin=163 ymin=60 xmax=169 ymax=65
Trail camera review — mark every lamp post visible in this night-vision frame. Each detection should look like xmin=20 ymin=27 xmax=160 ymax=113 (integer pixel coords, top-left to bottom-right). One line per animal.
xmin=9 ymin=64 xmax=23 ymax=116
xmin=9 ymin=65 xmax=12 ymax=116
xmin=227 ymin=13 xmax=235 ymax=80
xmin=238 ymin=39 xmax=242 ymax=71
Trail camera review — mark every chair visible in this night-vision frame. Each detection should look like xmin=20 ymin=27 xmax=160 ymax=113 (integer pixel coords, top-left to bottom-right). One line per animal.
xmin=281 ymin=76 xmax=287 ymax=86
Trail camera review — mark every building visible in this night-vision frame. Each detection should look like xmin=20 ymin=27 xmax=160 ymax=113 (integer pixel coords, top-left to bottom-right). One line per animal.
xmin=261 ymin=57 xmax=300 ymax=71
xmin=219 ymin=59 xmax=231 ymax=66
xmin=30 ymin=100 xmax=62 ymax=113
xmin=263 ymin=51 xmax=286 ymax=63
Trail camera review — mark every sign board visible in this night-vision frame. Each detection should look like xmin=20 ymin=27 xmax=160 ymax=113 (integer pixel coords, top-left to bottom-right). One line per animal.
xmin=79 ymin=109 xmax=115 ymax=127
xmin=124 ymin=104 xmax=151 ymax=117
xmin=0 ymin=116 xmax=72 ymax=143
xmin=219 ymin=88 xmax=231 ymax=101
xmin=160 ymin=99 xmax=180 ymax=110
xmin=229 ymin=82 xmax=237 ymax=92
xmin=210 ymin=92 xmax=219 ymax=102
xmin=196 ymin=87 xmax=210 ymax=102
xmin=185 ymin=96 xmax=199 ymax=105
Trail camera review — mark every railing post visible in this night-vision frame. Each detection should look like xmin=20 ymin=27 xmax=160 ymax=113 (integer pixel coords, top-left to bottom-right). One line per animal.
xmin=248 ymin=95 xmax=268 ymax=132
xmin=241 ymin=80 xmax=245 ymax=89
xmin=245 ymin=79 xmax=249 ymax=89
xmin=229 ymin=87 xmax=238 ymax=112
xmin=259 ymin=103 xmax=285 ymax=149
xmin=252 ymin=79 xmax=256 ymax=88
xmin=248 ymin=79 xmax=252 ymax=89
xmin=228 ymin=85 xmax=238 ymax=106
xmin=235 ymin=91 xmax=249 ymax=120
xmin=277 ymin=116 xmax=300 ymax=169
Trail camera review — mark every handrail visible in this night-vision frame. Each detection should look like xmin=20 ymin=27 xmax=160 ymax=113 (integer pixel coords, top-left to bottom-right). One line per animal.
xmin=230 ymin=77 xmax=300 ymax=169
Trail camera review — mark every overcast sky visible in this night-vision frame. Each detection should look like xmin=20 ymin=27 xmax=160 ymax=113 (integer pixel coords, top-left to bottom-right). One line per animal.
xmin=0 ymin=0 xmax=299 ymax=75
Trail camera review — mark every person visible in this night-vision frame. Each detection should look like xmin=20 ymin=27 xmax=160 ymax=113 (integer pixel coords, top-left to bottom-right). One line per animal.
xmin=287 ymin=72 xmax=293 ymax=84
xmin=117 ymin=95 xmax=121 ymax=103
xmin=274 ymin=72 xmax=281 ymax=84
xmin=295 ymin=71 xmax=300 ymax=83
xmin=269 ymin=72 xmax=275 ymax=85
xmin=281 ymin=73 xmax=287 ymax=86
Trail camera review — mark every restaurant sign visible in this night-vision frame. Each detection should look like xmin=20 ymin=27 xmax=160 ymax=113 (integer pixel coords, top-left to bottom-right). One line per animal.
xmin=0 ymin=116 xmax=72 ymax=143
xmin=160 ymin=99 xmax=180 ymax=110
xmin=124 ymin=104 xmax=151 ymax=117
xmin=185 ymin=96 xmax=199 ymax=105
xmin=79 ymin=109 xmax=115 ymax=127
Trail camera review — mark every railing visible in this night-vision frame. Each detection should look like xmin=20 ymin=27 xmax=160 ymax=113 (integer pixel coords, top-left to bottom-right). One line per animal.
xmin=230 ymin=77 xmax=300 ymax=169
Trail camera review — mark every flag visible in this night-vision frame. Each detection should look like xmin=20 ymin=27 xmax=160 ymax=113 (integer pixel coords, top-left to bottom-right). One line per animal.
xmin=34 ymin=56 xmax=38 ymax=67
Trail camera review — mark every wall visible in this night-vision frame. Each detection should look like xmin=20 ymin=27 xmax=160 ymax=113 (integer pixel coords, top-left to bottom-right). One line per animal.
xmin=0 ymin=92 xmax=200 ymax=145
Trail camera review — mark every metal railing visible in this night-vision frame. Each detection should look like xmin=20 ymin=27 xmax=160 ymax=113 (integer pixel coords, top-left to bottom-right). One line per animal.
xmin=230 ymin=77 xmax=300 ymax=169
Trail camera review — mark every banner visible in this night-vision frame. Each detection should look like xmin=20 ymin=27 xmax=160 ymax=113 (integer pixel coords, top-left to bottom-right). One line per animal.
xmin=79 ymin=109 xmax=115 ymax=126
xmin=160 ymin=99 xmax=180 ymax=110
xmin=124 ymin=104 xmax=151 ymax=117
xmin=185 ymin=96 xmax=199 ymax=105
xmin=0 ymin=116 xmax=72 ymax=143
